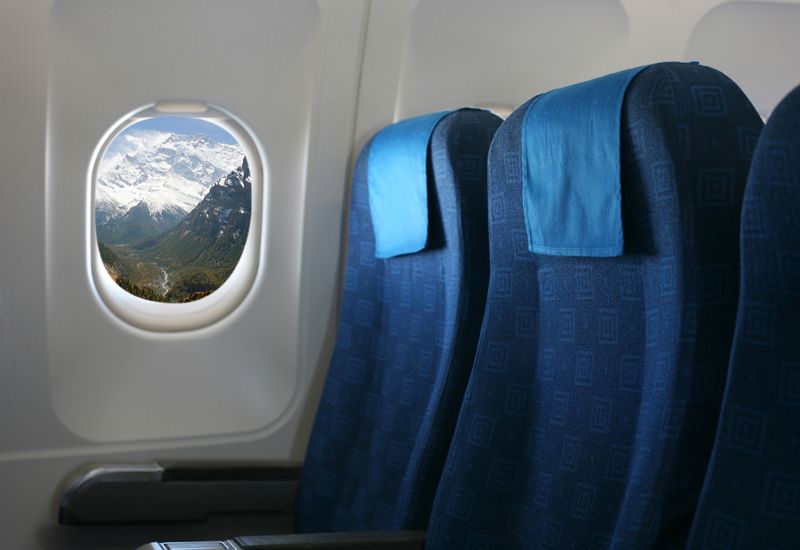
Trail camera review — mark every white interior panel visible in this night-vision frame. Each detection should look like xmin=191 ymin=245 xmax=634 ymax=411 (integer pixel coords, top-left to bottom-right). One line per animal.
xmin=41 ymin=0 xmax=372 ymax=451
xmin=395 ymin=0 xmax=630 ymax=118
xmin=686 ymin=0 xmax=800 ymax=118
xmin=47 ymin=0 xmax=319 ymax=443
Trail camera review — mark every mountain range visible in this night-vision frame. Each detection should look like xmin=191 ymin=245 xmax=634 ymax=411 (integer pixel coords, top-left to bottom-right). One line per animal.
xmin=96 ymin=132 xmax=244 ymax=244
xmin=96 ymin=131 xmax=251 ymax=303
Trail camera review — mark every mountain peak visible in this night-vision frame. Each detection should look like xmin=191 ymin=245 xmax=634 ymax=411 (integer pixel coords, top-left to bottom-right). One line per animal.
xmin=96 ymin=130 xmax=245 ymax=222
xmin=220 ymin=157 xmax=251 ymax=189
xmin=164 ymin=133 xmax=211 ymax=145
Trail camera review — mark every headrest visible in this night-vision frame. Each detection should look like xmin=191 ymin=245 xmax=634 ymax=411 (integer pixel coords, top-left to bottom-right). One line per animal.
xmin=366 ymin=109 xmax=460 ymax=259
xmin=521 ymin=64 xmax=656 ymax=257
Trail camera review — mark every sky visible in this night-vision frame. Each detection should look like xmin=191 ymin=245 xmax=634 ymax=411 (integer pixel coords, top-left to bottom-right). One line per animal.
xmin=125 ymin=116 xmax=238 ymax=143
xmin=104 ymin=116 xmax=238 ymax=159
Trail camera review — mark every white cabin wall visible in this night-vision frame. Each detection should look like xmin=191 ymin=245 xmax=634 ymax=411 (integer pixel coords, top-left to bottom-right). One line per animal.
xmin=686 ymin=1 xmax=800 ymax=118
xmin=0 ymin=5 xmax=49 ymax=547
xmin=0 ymin=0 xmax=53 ymax=457
xmin=352 ymin=0 xmax=800 ymax=146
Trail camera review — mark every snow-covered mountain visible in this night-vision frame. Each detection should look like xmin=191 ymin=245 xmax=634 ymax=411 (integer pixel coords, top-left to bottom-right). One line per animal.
xmin=145 ymin=156 xmax=252 ymax=267
xmin=98 ymin=158 xmax=252 ymax=303
xmin=96 ymin=131 xmax=244 ymax=244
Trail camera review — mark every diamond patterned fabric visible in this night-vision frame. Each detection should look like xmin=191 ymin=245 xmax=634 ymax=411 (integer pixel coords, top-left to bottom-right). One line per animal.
xmin=688 ymin=84 xmax=800 ymax=550
xmin=295 ymin=110 xmax=502 ymax=533
xmin=426 ymin=63 xmax=763 ymax=549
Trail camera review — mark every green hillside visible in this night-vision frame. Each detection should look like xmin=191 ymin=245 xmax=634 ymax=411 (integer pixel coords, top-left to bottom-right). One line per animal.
xmin=97 ymin=158 xmax=251 ymax=303
xmin=96 ymin=202 xmax=185 ymax=246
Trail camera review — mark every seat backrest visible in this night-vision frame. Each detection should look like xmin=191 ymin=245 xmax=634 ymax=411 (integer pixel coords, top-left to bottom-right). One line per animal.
xmin=295 ymin=109 xmax=502 ymax=532
xmin=688 ymin=85 xmax=800 ymax=549
xmin=426 ymin=63 xmax=763 ymax=549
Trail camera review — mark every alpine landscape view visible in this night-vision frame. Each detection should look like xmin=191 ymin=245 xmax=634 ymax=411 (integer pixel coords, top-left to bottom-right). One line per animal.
xmin=95 ymin=117 xmax=251 ymax=303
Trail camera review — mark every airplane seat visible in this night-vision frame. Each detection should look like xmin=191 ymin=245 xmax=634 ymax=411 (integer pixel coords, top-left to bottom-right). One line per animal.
xmin=425 ymin=63 xmax=764 ymax=549
xmin=135 ymin=109 xmax=501 ymax=549
xmin=687 ymin=84 xmax=800 ymax=549
xmin=293 ymin=108 xmax=502 ymax=533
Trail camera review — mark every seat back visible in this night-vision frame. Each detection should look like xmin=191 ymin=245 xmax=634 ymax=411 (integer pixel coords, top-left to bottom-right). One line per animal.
xmin=688 ymin=85 xmax=800 ymax=549
xmin=295 ymin=109 xmax=502 ymax=532
xmin=426 ymin=63 xmax=763 ymax=549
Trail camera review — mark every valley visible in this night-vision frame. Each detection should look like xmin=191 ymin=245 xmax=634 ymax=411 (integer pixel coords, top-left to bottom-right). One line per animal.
xmin=99 ymin=239 xmax=246 ymax=303
xmin=95 ymin=129 xmax=251 ymax=303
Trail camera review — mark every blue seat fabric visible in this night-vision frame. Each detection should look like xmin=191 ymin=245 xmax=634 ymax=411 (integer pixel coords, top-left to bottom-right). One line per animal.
xmin=426 ymin=63 xmax=764 ymax=549
xmin=295 ymin=110 xmax=502 ymax=533
xmin=688 ymin=85 xmax=800 ymax=549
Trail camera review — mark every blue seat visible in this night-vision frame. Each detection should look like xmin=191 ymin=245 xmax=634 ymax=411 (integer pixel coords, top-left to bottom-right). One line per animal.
xmin=426 ymin=63 xmax=763 ymax=549
xmin=688 ymin=85 xmax=800 ymax=549
xmin=294 ymin=109 xmax=502 ymax=532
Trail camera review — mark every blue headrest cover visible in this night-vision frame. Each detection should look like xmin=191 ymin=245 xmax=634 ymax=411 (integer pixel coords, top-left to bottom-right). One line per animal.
xmin=367 ymin=110 xmax=456 ymax=259
xmin=521 ymin=65 xmax=652 ymax=257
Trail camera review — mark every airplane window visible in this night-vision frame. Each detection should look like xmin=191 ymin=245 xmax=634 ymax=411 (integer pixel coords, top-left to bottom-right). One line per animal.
xmin=95 ymin=116 xmax=251 ymax=304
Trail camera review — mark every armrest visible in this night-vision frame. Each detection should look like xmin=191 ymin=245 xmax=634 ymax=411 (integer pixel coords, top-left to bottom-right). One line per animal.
xmin=137 ymin=529 xmax=427 ymax=550
xmin=59 ymin=463 xmax=301 ymax=525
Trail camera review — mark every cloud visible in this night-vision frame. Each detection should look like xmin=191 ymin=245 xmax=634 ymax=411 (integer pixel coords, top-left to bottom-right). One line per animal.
xmin=100 ymin=129 xmax=170 ymax=177
xmin=104 ymin=129 xmax=169 ymax=159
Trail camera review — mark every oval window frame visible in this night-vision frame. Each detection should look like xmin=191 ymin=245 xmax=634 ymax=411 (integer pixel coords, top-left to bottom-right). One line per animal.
xmin=88 ymin=101 xmax=265 ymax=332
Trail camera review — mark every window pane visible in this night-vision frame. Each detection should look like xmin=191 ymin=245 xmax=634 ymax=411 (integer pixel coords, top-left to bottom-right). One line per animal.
xmin=95 ymin=116 xmax=251 ymax=303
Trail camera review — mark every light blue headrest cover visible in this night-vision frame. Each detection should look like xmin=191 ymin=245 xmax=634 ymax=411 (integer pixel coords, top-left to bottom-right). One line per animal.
xmin=522 ymin=65 xmax=651 ymax=257
xmin=367 ymin=110 xmax=455 ymax=259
